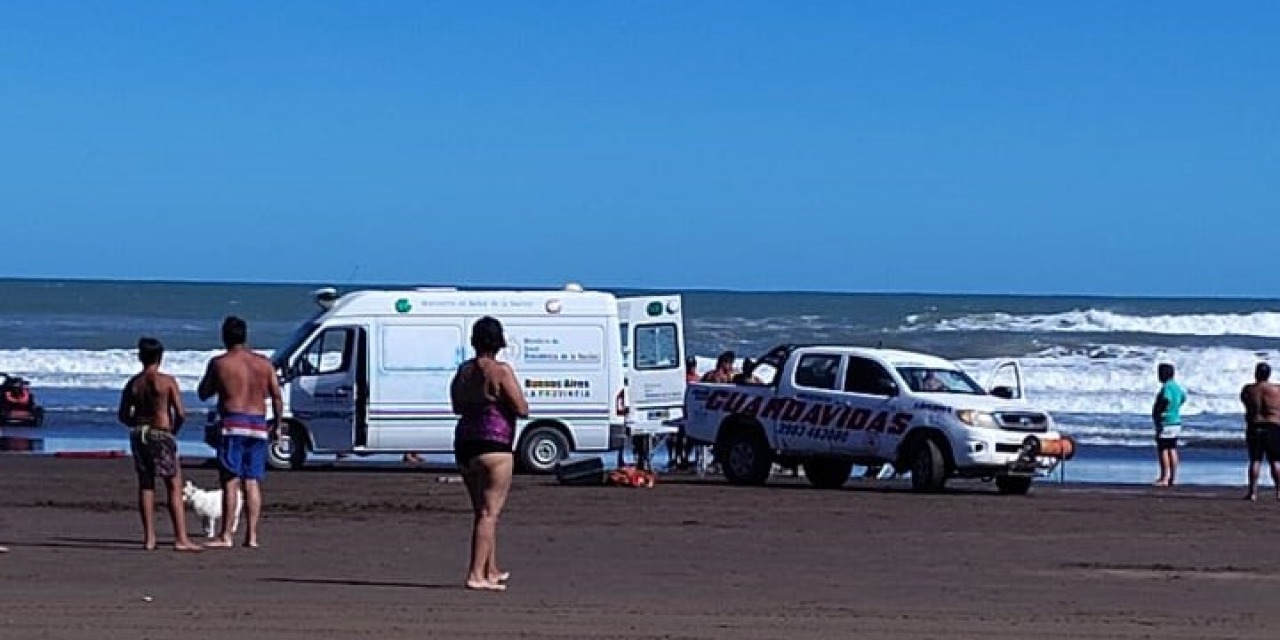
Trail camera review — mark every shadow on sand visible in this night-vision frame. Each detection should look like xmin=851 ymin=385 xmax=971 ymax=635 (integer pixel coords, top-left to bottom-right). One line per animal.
xmin=261 ymin=577 xmax=455 ymax=590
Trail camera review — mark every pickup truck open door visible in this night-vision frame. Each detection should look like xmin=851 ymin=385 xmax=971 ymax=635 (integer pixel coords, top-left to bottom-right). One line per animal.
xmin=984 ymin=359 xmax=1026 ymax=401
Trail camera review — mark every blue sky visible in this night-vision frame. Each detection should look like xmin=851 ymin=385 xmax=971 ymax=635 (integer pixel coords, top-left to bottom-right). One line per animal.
xmin=2 ymin=2 xmax=1276 ymax=297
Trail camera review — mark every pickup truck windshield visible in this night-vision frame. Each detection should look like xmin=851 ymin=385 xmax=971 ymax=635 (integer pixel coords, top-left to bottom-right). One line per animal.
xmin=897 ymin=367 xmax=986 ymax=394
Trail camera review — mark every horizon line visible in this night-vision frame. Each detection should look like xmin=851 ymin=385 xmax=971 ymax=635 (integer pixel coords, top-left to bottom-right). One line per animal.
xmin=2 ymin=275 xmax=1277 ymax=304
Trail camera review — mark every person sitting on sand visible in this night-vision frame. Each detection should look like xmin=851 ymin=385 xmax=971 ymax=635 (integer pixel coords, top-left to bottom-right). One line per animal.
xmin=1240 ymin=362 xmax=1280 ymax=501
xmin=198 ymin=316 xmax=283 ymax=549
xmin=117 ymin=337 xmax=201 ymax=552
xmin=701 ymin=351 xmax=736 ymax=383
xmin=1151 ymin=362 xmax=1186 ymax=487
xmin=450 ymin=316 xmax=529 ymax=592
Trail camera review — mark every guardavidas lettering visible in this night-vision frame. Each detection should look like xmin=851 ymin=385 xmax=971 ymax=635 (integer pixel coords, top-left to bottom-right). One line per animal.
xmin=705 ymin=390 xmax=911 ymax=434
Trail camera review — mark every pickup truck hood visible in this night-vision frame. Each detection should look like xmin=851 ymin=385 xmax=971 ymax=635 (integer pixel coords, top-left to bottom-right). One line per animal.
xmin=912 ymin=392 xmax=1045 ymax=415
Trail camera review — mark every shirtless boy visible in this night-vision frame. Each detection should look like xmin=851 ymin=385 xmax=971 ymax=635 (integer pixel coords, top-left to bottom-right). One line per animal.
xmin=117 ymin=337 xmax=200 ymax=552
xmin=198 ymin=316 xmax=283 ymax=548
xmin=1240 ymin=362 xmax=1280 ymax=501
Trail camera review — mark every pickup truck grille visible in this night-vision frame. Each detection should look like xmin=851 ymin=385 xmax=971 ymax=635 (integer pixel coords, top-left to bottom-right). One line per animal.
xmin=994 ymin=412 xmax=1049 ymax=433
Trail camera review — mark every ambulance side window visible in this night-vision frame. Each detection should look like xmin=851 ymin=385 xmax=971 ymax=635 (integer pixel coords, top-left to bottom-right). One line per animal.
xmin=793 ymin=354 xmax=841 ymax=390
xmin=620 ymin=322 xmax=631 ymax=361
xmin=297 ymin=328 xmax=352 ymax=376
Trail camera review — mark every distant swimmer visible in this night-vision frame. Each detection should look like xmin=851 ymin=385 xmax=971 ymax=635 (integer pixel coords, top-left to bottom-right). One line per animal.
xmin=1240 ymin=362 xmax=1280 ymax=501
xmin=198 ymin=316 xmax=283 ymax=549
xmin=117 ymin=337 xmax=200 ymax=552
xmin=1151 ymin=363 xmax=1186 ymax=488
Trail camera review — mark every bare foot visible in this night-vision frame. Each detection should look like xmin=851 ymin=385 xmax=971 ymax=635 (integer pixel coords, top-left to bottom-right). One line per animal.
xmin=1152 ymin=479 xmax=1169 ymax=487
xmin=204 ymin=538 xmax=235 ymax=549
xmin=465 ymin=579 xmax=507 ymax=592
xmin=173 ymin=541 xmax=203 ymax=553
xmin=243 ymin=540 xmax=260 ymax=549
xmin=487 ymin=571 xmax=511 ymax=583
xmin=143 ymin=540 xmax=157 ymax=551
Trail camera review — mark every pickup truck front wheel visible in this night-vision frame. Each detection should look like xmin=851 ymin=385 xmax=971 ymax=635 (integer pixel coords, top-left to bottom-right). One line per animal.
xmin=804 ymin=459 xmax=853 ymax=490
xmin=719 ymin=429 xmax=773 ymax=486
xmin=908 ymin=437 xmax=948 ymax=493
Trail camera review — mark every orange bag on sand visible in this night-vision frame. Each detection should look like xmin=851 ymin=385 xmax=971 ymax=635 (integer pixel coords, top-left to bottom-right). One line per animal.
xmin=607 ymin=466 xmax=656 ymax=488
xmin=1037 ymin=437 xmax=1077 ymax=460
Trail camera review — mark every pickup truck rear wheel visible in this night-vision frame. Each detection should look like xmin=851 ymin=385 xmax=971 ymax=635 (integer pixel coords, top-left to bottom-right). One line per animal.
xmin=803 ymin=459 xmax=853 ymax=490
xmin=719 ymin=429 xmax=773 ymax=486
xmin=995 ymin=475 xmax=1033 ymax=495
xmin=908 ymin=438 xmax=948 ymax=493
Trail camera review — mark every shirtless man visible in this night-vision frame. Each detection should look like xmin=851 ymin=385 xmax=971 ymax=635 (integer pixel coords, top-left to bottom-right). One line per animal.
xmin=198 ymin=316 xmax=282 ymax=548
xmin=701 ymin=351 xmax=736 ymax=383
xmin=1240 ymin=362 xmax=1280 ymax=501
xmin=117 ymin=337 xmax=200 ymax=552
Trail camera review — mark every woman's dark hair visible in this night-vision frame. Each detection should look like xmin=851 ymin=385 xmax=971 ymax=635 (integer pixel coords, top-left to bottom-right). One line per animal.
xmin=471 ymin=316 xmax=507 ymax=354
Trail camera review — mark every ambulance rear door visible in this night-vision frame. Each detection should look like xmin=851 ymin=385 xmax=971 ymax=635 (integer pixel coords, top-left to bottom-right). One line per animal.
xmin=617 ymin=295 xmax=687 ymax=434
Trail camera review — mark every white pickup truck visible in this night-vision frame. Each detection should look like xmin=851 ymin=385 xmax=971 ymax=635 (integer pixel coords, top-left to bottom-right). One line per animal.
xmin=682 ymin=344 xmax=1075 ymax=494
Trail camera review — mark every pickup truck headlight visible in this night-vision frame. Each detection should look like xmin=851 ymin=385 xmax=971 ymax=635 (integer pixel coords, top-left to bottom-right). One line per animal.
xmin=955 ymin=409 xmax=1000 ymax=429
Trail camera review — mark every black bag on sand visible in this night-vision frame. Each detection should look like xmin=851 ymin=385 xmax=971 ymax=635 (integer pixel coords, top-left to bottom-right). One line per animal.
xmin=555 ymin=457 xmax=605 ymax=486
xmin=203 ymin=422 xmax=221 ymax=449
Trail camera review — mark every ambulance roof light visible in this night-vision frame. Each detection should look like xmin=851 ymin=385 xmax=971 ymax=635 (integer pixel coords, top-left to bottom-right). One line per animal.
xmin=311 ymin=287 xmax=340 ymax=310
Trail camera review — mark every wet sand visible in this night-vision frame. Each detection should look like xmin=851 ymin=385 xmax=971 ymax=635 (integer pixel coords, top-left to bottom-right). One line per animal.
xmin=2 ymin=456 xmax=1279 ymax=639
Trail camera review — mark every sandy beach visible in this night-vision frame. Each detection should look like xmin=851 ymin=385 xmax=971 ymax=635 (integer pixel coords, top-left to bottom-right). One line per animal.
xmin=1 ymin=456 xmax=1278 ymax=639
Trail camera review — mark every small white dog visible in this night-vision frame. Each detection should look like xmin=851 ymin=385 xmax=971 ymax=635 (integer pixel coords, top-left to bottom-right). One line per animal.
xmin=182 ymin=480 xmax=243 ymax=539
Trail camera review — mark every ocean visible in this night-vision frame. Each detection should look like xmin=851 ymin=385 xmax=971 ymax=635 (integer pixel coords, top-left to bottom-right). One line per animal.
xmin=2 ymin=278 xmax=1275 ymax=487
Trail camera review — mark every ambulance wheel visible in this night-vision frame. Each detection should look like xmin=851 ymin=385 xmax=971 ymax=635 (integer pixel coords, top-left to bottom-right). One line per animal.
xmin=908 ymin=437 xmax=948 ymax=493
xmin=803 ymin=459 xmax=853 ymax=490
xmin=719 ymin=428 xmax=773 ymax=486
xmin=995 ymin=475 xmax=1033 ymax=495
xmin=517 ymin=426 xmax=569 ymax=474
xmin=269 ymin=422 xmax=308 ymax=471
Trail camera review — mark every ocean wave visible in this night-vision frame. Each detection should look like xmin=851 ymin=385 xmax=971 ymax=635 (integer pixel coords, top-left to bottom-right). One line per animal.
xmin=696 ymin=343 xmax=1274 ymax=417
xmin=906 ymin=309 xmax=1280 ymax=337
xmin=2 ymin=344 xmax=1271 ymax=421
xmin=0 ymin=348 xmax=272 ymax=390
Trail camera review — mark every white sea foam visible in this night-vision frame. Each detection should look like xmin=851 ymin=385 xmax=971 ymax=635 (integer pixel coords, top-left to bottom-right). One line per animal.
xmin=0 ymin=348 xmax=272 ymax=390
xmin=908 ymin=309 xmax=1280 ymax=337
xmin=3 ymin=345 xmax=1272 ymax=425
xmin=695 ymin=344 xmax=1277 ymax=418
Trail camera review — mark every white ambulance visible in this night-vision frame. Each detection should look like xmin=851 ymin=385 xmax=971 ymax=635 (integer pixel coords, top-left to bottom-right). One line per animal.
xmin=234 ymin=284 xmax=687 ymax=473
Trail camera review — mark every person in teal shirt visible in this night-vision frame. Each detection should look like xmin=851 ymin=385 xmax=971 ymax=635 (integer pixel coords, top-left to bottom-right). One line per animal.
xmin=1152 ymin=362 xmax=1187 ymax=487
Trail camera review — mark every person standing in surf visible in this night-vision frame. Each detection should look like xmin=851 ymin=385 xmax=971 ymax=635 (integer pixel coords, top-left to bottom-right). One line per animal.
xmin=1151 ymin=362 xmax=1186 ymax=487
xmin=1239 ymin=362 xmax=1280 ymax=501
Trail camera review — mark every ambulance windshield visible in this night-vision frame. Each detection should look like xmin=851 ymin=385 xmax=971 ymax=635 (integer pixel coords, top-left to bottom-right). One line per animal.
xmin=272 ymin=313 xmax=323 ymax=370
